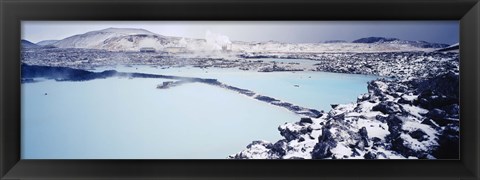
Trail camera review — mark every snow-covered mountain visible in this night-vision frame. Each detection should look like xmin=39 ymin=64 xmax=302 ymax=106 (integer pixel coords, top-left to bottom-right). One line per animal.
xmin=52 ymin=28 xmax=163 ymax=49
xmin=42 ymin=28 xmax=452 ymax=53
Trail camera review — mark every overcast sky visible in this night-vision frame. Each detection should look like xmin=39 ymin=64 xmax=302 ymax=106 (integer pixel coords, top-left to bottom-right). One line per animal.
xmin=22 ymin=21 xmax=459 ymax=45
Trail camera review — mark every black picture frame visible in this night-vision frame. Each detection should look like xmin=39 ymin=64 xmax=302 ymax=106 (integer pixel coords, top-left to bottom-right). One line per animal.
xmin=1 ymin=0 xmax=479 ymax=179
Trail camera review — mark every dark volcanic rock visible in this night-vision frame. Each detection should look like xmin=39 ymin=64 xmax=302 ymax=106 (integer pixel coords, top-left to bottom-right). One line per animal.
xmin=22 ymin=64 xmax=118 ymax=81
xmin=372 ymin=101 xmax=402 ymax=114
xmin=311 ymin=127 xmax=337 ymax=159
xmin=332 ymin=113 xmax=345 ymax=121
xmin=427 ymin=108 xmax=447 ymax=121
xmin=398 ymin=95 xmax=416 ymax=105
xmin=272 ymin=140 xmax=288 ymax=157
xmin=386 ymin=115 xmax=404 ymax=138
xmin=311 ymin=142 xmax=332 ymax=159
xmin=318 ymin=127 xmax=336 ymax=146
xmin=375 ymin=115 xmax=388 ymax=123
xmin=442 ymin=104 xmax=459 ymax=118
xmin=359 ymin=127 xmax=369 ymax=138
xmin=417 ymin=93 xmax=457 ymax=110
xmin=433 ymin=125 xmax=459 ymax=159
xmin=364 ymin=151 xmax=377 ymax=159
xmin=409 ymin=129 xmax=429 ymax=142
xmin=356 ymin=127 xmax=370 ymax=150
xmin=390 ymin=137 xmax=415 ymax=157
xmin=371 ymin=137 xmax=383 ymax=148
xmin=413 ymin=71 xmax=459 ymax=99
xmin=255 ymin=95 xmax=277 ymax=103
xmin=300 ymin=117 xmax=313 ymax=124
xmin=426 ymin=108 xmax=458 ymax=126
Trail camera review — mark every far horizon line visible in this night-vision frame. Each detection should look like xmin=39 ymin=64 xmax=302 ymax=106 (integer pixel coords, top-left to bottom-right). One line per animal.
xmin=25 ymin=27 xmax=456 ymax=45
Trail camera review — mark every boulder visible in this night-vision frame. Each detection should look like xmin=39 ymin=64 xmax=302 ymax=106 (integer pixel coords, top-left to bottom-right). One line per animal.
xmin=426 ymin=108 xmax=458 ymax=126
xmin=371 ymin=137 xmax=384 ymax=147
xmin=272 ymin=139 xmax=287 ymax=157
xmin=359 ymin=127 xmax=369 ymax=138
xmin=390 ymin=137 xmax=415 ymax=157
xmin=386 ymin=115 xmax=404 ymax=138
xmin=442 ymin=104 xmax=459 ymax=118
xmin=300 ymin=117 xmax=313 ymax=124
xmin=426 ymin=108 xmax=447 ymax=120
xmin=417 ymin=91 xmax=457 ymax=110
xmin=311 ymin=142 xmax=332 ymax=159
xmin=355 ymin=127 xmax=370 ymax=150
xmin=332 ymin=113 xmax=345 ymax=121
xmin=398 ymin=95 xmax=416 ymax=105
xmin=311 ymin=127 xmax=337 ymax=159
xmin=375 ymin=115 xmax=388 ymax=123
xmin=414 ymin=71 xmax=459 ymax=99
xmin=432 ymin=125 xmax=459 ymax=159
xmin=364 ymin=151 xmax=377 ymax=159
xmin=409 ymin=129 xmax=429 ymax=142
xmin=372 ymin=101 xmax=402 ymax=114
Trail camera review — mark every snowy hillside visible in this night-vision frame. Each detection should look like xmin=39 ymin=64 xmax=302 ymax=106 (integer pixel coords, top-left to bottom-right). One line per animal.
xmin=40 ymin=28 xmax=453 ymax=53
xmin=52 ymin=28 xmax=160 ymax=49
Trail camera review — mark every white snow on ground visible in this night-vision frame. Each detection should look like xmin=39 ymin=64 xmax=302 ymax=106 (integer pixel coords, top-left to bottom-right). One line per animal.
xmin=356 ymin=118 xmax=389 ymax=140
xmin=237 ymin=143 xmax=271 ymax=159
xmin=374 ymin=149 xmax=406 ymax=159
xmin=283 ymin=138 xmax=316 ymax=159
xmin=401 ymin=104 xmax=428 ymax=119
xmin=401 ymin=94 xmax=418 ymax=101
xmin=401 ymin=120 xmax=439 ymax=152
xmin=356 ymin=101 xmax=379 ymax=112
xmin=330 ymin=143 xmax=355 ymax=159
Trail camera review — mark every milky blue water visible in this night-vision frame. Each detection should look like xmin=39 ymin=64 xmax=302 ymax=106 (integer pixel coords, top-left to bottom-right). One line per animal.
xmin=93 ymin=64 xmax=377 ymax=111
xmin=22 ymin=64 xmax=377 ymax=159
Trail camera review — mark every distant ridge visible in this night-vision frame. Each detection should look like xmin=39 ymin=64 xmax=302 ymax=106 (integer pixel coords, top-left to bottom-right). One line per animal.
xmin=352 ymin=37 xmax=399 ymax=43
xmin=36 ymin=40 xmax=59 ymax=46
xmin=352 ymin=36 xmax=449 ymax=48
xmin=437 ymin=43 xmax=459 ymax=52
xmin=324 ymin=40 xmax=347 ymax=43
xmin=21 ymin=40 xmax=41 ymax=49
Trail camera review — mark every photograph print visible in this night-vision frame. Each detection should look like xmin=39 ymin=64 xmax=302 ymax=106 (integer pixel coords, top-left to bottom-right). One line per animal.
xmin=21 ymin=21 xmax=459 ymax=159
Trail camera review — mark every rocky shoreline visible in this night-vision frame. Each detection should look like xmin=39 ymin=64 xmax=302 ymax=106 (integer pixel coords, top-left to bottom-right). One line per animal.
xmin=229 ymin=52 xmax=459 ymax=159
xmin=21 ymin=49 xmax=460 ymax=159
